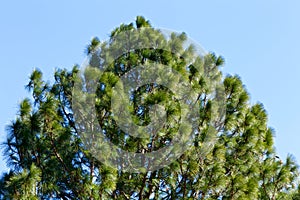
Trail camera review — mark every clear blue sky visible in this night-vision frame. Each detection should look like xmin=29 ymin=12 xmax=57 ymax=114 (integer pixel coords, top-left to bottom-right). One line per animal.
xmin=1 ymin=0 xmax=300 ymax=173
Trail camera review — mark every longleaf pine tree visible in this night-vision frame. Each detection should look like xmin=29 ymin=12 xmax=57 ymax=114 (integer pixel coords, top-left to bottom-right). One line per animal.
xmin=1 ymin=16 xmax=299 ymax=199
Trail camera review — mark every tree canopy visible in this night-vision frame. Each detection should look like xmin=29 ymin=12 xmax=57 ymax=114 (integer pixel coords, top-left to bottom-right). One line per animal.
xmin=1 ymin=16 xmax=299 ymax=200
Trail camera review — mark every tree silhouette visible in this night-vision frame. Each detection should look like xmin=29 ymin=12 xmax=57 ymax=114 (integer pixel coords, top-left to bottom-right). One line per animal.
xmin=0 ymin=16 xmax=298 ymax=199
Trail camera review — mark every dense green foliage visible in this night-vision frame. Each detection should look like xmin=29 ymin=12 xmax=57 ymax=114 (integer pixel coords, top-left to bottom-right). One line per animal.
xmin=1 ymin=16 xmax=299 ymax=199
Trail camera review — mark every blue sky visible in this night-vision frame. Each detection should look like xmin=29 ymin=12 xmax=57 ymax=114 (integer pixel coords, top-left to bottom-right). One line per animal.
xmin=0 ymin=0 xmax=300 ymax=173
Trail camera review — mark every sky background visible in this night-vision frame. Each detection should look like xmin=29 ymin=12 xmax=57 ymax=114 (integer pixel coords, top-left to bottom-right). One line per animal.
xmin=0 ymin=0 xmax=299 ymax=174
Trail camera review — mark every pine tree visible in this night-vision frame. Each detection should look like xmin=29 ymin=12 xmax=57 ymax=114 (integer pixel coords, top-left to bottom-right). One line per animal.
xmin=1 ymin=16 xmax=299 ymax=199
